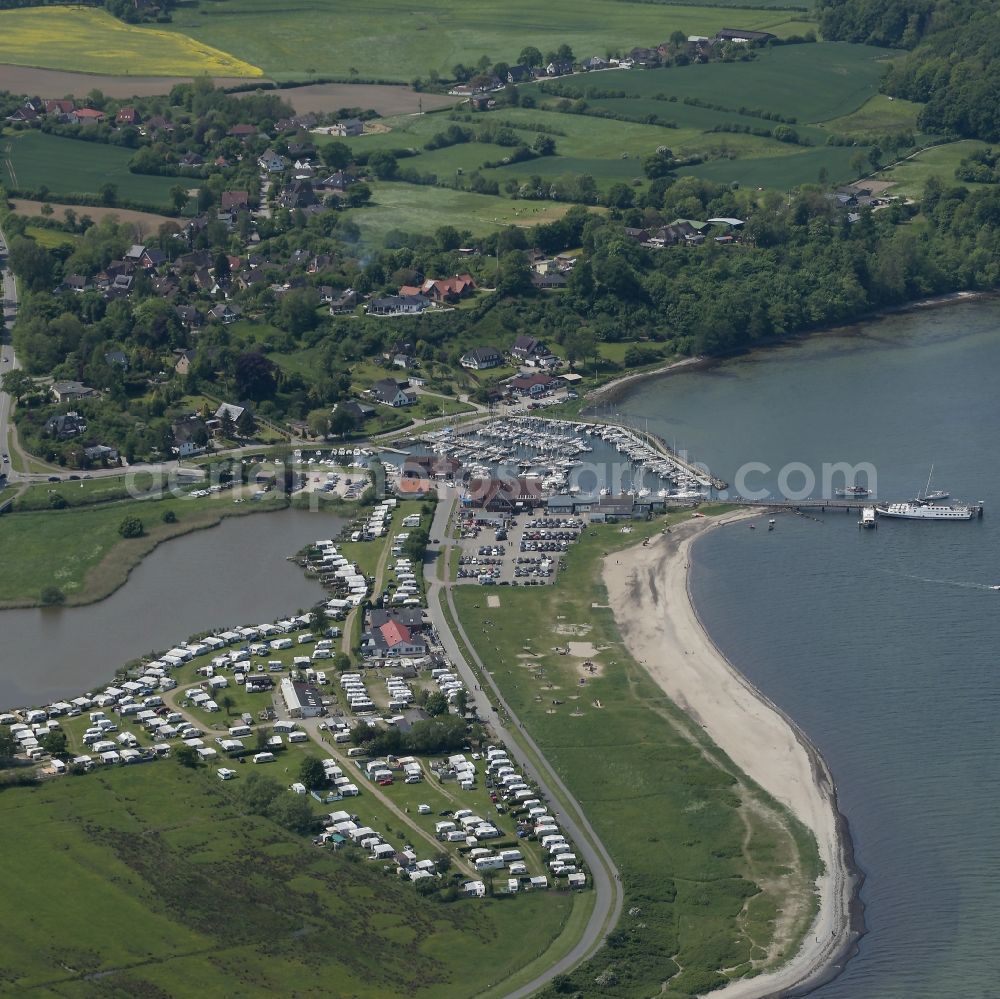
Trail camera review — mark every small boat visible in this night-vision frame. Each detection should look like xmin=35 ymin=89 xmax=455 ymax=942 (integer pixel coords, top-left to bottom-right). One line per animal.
xmin=915 ymin=490 xmax=950 ymax=504
xmin=859 ymin=506 xmax=877 ymax=529
xmin=767 ymin=519 xmax=775 ymax=531
xmin=835 ymin=485 xmax=871 ymax=498
xmin=913 ymin=465 xmax=949 ymax=504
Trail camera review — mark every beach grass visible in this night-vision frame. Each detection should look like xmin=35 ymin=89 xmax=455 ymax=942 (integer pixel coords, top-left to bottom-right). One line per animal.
xmin=0 ymin=7 xmax=261 ymax=77
xmin=451 ymin=512 xmax=820 ymax=995
xmin=0 ymin=761 xmax=573 ymax=997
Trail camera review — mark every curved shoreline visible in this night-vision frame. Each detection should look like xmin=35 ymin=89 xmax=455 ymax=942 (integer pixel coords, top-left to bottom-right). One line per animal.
xmin=586 ymin=289 xmax=995 ymax=409
xmin=603 ymin=511 xmax=865 ymax=997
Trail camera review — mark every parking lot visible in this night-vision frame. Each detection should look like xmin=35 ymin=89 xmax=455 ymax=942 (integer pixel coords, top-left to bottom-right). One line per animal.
xmin=454 ymin=510 xmax=585 ymax=586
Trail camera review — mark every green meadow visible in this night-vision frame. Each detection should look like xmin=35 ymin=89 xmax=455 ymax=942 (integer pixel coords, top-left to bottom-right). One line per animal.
xmin=1 ymin=130 xmax=179 ymax=207
xmin=166 ymin=0 xmax=811 ymax=82
xmin=530 ymin=43 xmax=893 ymax=123
xmin=0 ymin=762 xmax=573 ymax=997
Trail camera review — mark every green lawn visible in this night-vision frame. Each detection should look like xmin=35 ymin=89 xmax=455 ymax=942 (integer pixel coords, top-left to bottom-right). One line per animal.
xmin=355 ymin=182 xmax=580 ymax=240
xmin=451 ymin=513 xmax=821 ymax=997
xmin=165 ymin=0 xmax=812 ymax=82
xmin=874 ymin=139 xmax=993 ymax=198
xmin=530 ymin=43 xmax=892 ymax=124
xmin=24 ymin=224 xmax=79 ymax=248
xmin=818 ymin=93 xmax=923 ymax=139
xmin=0 ymin=762 xmax=573 ymax=997
xmin=1 ymin=130 xmax=181 ymax=207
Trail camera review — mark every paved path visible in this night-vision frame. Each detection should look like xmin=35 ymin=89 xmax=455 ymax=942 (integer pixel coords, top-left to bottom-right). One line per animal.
xmin=0 ymin=224 xmax=20 ymax=485
xmin=424 ymin=495 xmax=623 ymax=997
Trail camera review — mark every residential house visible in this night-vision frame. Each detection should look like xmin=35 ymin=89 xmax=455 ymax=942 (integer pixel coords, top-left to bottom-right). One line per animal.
xmin=460 ymin=346 xmax=504 ymax=370
xmin=532 ymin=271 xmax=567 ymax=289
xmin=44 ymin=412 xmax=87 ymax=438
xmin=140 ymin=247 xmax=166 ymax=269
xmin=365 ymin=294 xmax=431 ymax=316
xmin=103 ymin=349 xmax=129 ymax=370
xmin=258 ymin=150 xmax=287 ymax=173
xmin=145 ymin=115 xmax=175 ymax=135
xmin=221 ymin=190 xmax=250 ymax=212
xmin=115 ymin=107 xmax=139 ymax=126
xmin=70 ymin=108 xmax=105 ymax=125
xmin=584 ymin=56 xmax=611 ymax=71
xmin=172 ymin=415 xmax=209 ymax=457
xmin=84 ymin=444 xmax=119 ymax=463
xmin=509 ymin=372 xmax=559 ymax=396
xmin=215 ymin=402 xmax=248 ymax=426
xmin=510 ymin=334 xmax=550 ymax=363
xmin=174 ymin=305 xmax=200 ymax=330
xmin=546 ymin=61 xmax=573 ymax=76
xmin=7 ymin=103 xmax=39 ymax=124
xmin=45 ymin=99 xmax=75 ymax=117
xmin=208 ymin=303 xmax=241 ymax=324
xmin=383 ymin=339 xmax=416 ymax=368
xmin=332 ymin=118 xmax=364 ymax=137
xmin=60 ymin=274 xmax=90 ymax=293
xmin=315 ymin=171 xmax=356 ymax=193
xmin=370 ymin=379 xmax=415 ymax=408
xmin=179 ymin=151 xmax=203 ymax=168
xmin=228 ymin=123 xmax=257 ymax=139
xmin=279 ymin=179 xmax=317 ymax=209
xmin=51 ymin=380 xmax=96 ymax=404
xmin=174 ymin=348 xmax=197 ymax=374
xmin=400 ymin=274 xmax=476 ymax=303
xmin=335 ymin=399 xmax=375 ymax=424
xmin=506 ymin=65 xmax=531 ymax=83
xmin=329 ymin=288 xmax=358 ymax=314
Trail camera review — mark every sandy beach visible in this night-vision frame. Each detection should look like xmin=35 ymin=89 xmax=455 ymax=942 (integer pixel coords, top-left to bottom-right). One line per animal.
xmin=603 ymin=511 xmax=862 ymax=997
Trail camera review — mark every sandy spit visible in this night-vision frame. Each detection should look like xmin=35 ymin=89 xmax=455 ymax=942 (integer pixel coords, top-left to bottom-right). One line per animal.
xmin=603 ymin=511 xmax=864 ymax=997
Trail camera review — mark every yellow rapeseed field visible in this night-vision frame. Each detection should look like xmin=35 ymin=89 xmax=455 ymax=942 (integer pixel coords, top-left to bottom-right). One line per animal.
xmin=0 ymin=7 xmax=262 ymax=77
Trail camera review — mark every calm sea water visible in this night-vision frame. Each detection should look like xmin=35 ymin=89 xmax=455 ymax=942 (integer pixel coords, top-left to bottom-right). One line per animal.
xmin=614 ymin=300 xmax=1000 ymax=998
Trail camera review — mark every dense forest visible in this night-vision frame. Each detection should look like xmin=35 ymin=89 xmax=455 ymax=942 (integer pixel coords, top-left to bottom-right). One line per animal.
xmin=819 ymin=0 xmax=1000 ymax=141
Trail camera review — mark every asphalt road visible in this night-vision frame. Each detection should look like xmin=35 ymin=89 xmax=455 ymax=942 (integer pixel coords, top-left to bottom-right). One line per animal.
xmin=425 ymin=496 xmax=623 ymax=997
xmin=0 ymin=224 xmax=19 ymax=484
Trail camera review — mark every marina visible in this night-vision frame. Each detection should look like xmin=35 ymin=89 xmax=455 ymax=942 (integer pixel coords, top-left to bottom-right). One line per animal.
xmin=403 ymin=417 xmax=721 ymax=501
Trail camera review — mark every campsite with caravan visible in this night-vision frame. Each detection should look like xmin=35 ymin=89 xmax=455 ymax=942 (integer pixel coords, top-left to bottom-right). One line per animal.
xmin=7 ymin=0 xmax=1000 ymax=991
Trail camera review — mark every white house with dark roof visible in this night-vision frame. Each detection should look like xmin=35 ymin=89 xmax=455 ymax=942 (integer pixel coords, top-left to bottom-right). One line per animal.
xmin=460 ymin=346 xmax=504 ymax=370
